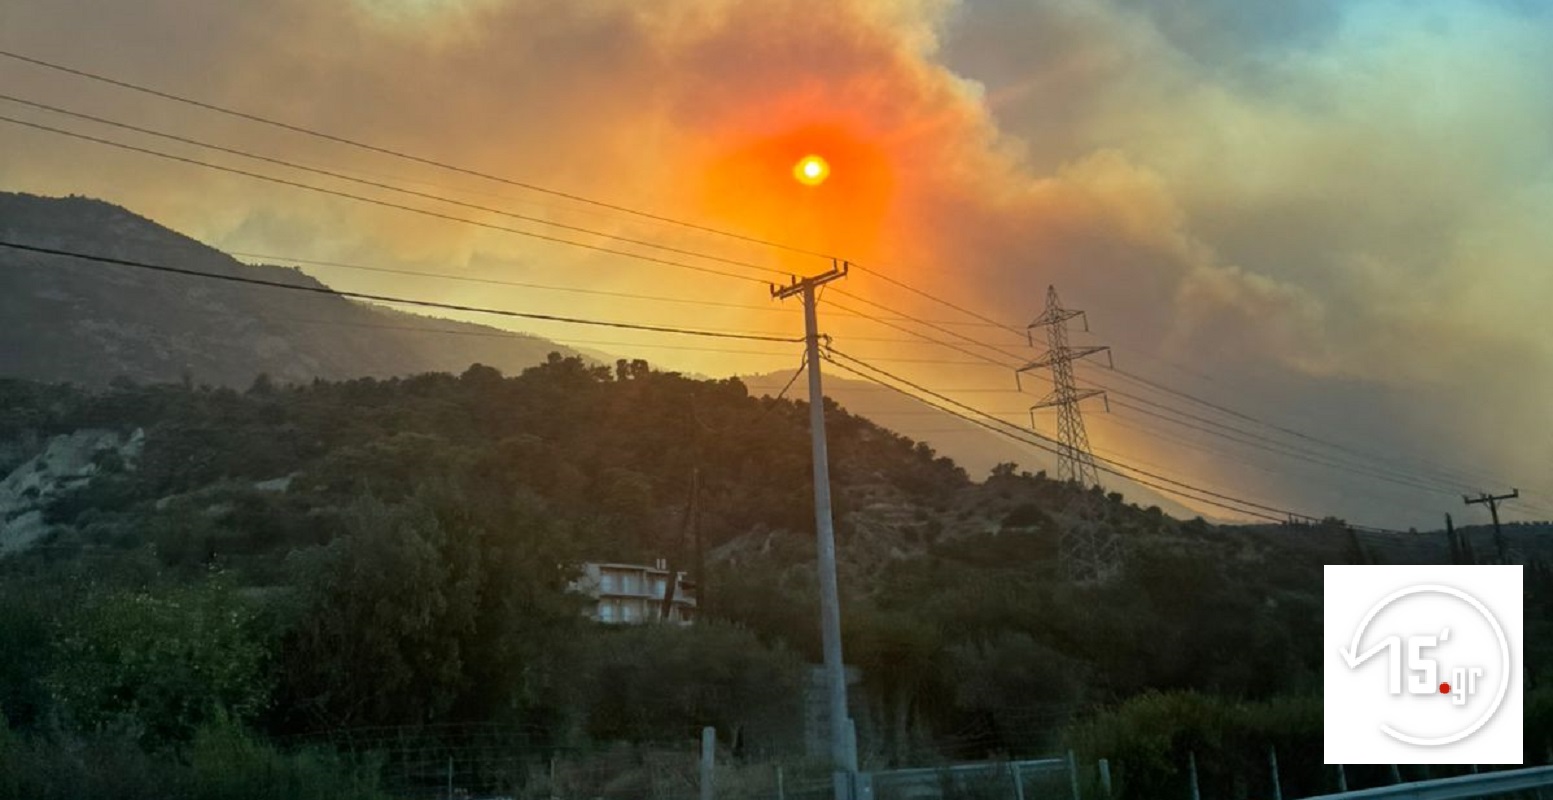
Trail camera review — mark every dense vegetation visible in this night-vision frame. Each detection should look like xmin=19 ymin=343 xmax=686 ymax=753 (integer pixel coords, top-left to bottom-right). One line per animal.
xmin=0 ymin=358 xmax=1547 ymax=799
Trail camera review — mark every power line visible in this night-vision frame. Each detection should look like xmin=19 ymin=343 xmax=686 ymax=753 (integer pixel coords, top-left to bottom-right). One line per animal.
xmin=822 ymin=351 xmax=1285 ymax=523
xmin=1085 ymin=368 xmax=1548 ymax=508
xmin=1082 ymin=360 xmax=1511 ymax=493
xmin=828 ymin=303 xmax=1475 ymax=502
xmin=836 ymin=264 xmax=1516 ymax=494
xmin=0 ymin=48 xmax=836 ymax=262
xmin=832 ymin=284 xmax=1467 ymax=496
xmin=236 ymin=252 xmax=1058 ymax=334
xmin=844 ymin=409 xmax=1025 ymax=417
xmin=830 ymin=348 xmax=1414 ymax=532
xmin=1095 ymin=412 xmax=1451 ymax=523
xmin=833 ymin=287 xmax=1029 ymax=362
xmin=0 ymin=93 xmax=790 ymax=281
xmin=768 ymin=352 xmax=810 ymax=403
xmin=828 ymin=301 xmax=1021 ymax=367
xmin=823 ymin=348 xmax=1372 ymax=525
xmin=4 ymin=100 xmax=1082 ymax=358
xmin=833 ymin=264 xmax=1519 ymax=499
xmin=844 ymin=359 xmax=1552 ymax=518
xmin=818 ymin=385 xmax=1023 ymax=394
xmin=1104 ymin=398 xmax=1553 ymax=519
xmin=0 ymin=241 xmax=803 ymax=343
xmin=846 ymin=262 xmax=1027 ymax=341
xmin=1100 ymin=394 xmax=1454 ymax=495
xmin=0 ymin=46 xmax=1086 ymax=350
xmin=1099 ymin=413 xmax=1293 ymax=481
xmin=0 ymin=50 xmax=1098 ymax=341
xmin=834 ymin=292 xmax=1515 ymax=505
xmin=233 ymin=252 xmax=794 ymax=311
xmin=274 ymin=317 xmax=804 ymax=357
xmin=0 ymin=114 xmax=771 ymax=285
xmin=834 ymin=290 xmax=1519 ymax=501
xmin=242 ymin=253 xmax=1063 ymax=352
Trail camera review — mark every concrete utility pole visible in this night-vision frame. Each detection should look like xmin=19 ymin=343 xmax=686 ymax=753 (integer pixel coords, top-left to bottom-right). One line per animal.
xmin=1464 ymin=490 xmax=1519 ymax=562
xmin=772 ymin=261 xmax=857 ymax=800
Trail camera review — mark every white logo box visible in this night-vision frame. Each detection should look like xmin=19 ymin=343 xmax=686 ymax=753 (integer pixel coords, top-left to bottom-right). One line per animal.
xmin=1324 ymin=564 xmax=1523 ymax=765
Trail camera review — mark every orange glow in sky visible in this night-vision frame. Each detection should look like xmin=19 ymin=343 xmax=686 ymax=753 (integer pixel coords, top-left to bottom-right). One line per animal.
xmin=693 ymin=117 xmax=897 ymax=263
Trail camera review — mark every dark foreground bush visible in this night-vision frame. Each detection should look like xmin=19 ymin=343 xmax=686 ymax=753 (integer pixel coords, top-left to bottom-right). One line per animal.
xmin=1066 ymin=691 xmax=1324 ymax=800
xmin=0 ymin=713 xmax=388 ymax=800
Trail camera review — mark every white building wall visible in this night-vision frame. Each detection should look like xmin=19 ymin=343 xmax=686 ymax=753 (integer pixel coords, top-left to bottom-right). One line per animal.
xmin=573 ymin=561 xmax=697 ymax=625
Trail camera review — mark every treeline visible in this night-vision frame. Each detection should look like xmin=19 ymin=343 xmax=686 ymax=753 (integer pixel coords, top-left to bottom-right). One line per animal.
xmin=0 ymin=358 xmax=1548 ymax=798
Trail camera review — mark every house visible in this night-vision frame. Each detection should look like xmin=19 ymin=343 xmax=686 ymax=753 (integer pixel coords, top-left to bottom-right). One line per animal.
xmin=573 ymin=560 xmax=697 ymax=624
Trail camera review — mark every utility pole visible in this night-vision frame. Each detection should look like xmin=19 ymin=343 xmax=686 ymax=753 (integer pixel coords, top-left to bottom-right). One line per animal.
xmin=692 ymin=465 xmax=707 ymax=619
xmin=1017 ymin=285 xmax=1120 ymax=582
xmin=772 ymin=261 xmax=856 ymax=800
xmin=660 ymin=467 xmax=698 ymax=623
xmin=1464 ymin=490 xmax=1519 ymax=563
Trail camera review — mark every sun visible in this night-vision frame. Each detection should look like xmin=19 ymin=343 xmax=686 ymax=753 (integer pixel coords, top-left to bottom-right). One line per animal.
xmin=793 ymin=154 xmax=830 ymax=186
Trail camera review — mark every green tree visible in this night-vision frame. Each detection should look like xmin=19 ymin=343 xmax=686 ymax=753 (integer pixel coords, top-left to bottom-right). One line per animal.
xmin=274 ymin=494 xmax=475 ymax=729
xmin=564 ymin=624 xmax=801 ymax=751
xmin=846 ymin=607 xmax=945 ymax=764
xmin=948 ymin=631 xmax=1084 ymax=756
xmin=274 ymin=486 xmax=583 ymax=733
xmin=47 ymin=578 xmax=270 ymax=744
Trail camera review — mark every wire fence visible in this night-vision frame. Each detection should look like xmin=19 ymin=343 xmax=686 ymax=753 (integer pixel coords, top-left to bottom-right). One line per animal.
xmin=273 ymin=723 xmax=1082 ymax=800
xmin=277 ymin=724 xmax=830 ymax=800
xmin=280 ymin=722 xmax=546 ymax=799
xmin=870 ymin=759 xmax=1073 ymax=800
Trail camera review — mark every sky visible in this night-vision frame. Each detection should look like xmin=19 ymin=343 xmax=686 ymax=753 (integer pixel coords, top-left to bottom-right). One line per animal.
xmin=0 ymin=0 xmax=1549 ymax=529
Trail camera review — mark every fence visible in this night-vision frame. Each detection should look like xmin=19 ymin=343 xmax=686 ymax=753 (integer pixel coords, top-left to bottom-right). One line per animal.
xmin=276 ymin=722 xmax=1553 ymax=800
xmin=276 ymin=722 xmax=1091 ymax=800
xmin=280 ymin=722 xmax=550 ymax=798
xmin=868 ymin=757 xmax=1077 ymax=800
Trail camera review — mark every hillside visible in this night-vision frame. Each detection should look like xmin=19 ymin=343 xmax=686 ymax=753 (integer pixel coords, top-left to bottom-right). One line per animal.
xmin=0 ymin=192 xmax=583 ymax=387
xmin=0 ymin=363 xmax=1550 ymax=799
xmin=740 ymin=369 xmax=1206 ymax=520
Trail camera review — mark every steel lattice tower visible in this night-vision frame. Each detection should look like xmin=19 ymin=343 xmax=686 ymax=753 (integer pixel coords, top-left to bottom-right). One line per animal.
xmin=1018 ymin=286 xmax=1111 ymax=486
xmin=1017 ymin=285 xmax=1119 ymax=582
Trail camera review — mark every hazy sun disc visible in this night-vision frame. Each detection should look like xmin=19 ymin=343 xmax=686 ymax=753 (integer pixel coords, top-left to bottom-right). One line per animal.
xmin=793 ymin=154 xmax=830 ymax=186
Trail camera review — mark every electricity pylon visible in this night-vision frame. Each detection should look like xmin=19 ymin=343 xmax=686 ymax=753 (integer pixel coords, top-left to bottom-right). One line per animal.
xmin=1017 ymin=285 xmax=1112 ymax=486
xmin=1017 ymin=285 xmax=1120 ymax=582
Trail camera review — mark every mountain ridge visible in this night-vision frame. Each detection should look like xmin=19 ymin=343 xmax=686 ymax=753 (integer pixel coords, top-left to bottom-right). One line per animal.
xmin=0 ymin=191 xmax=584 ymax=387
